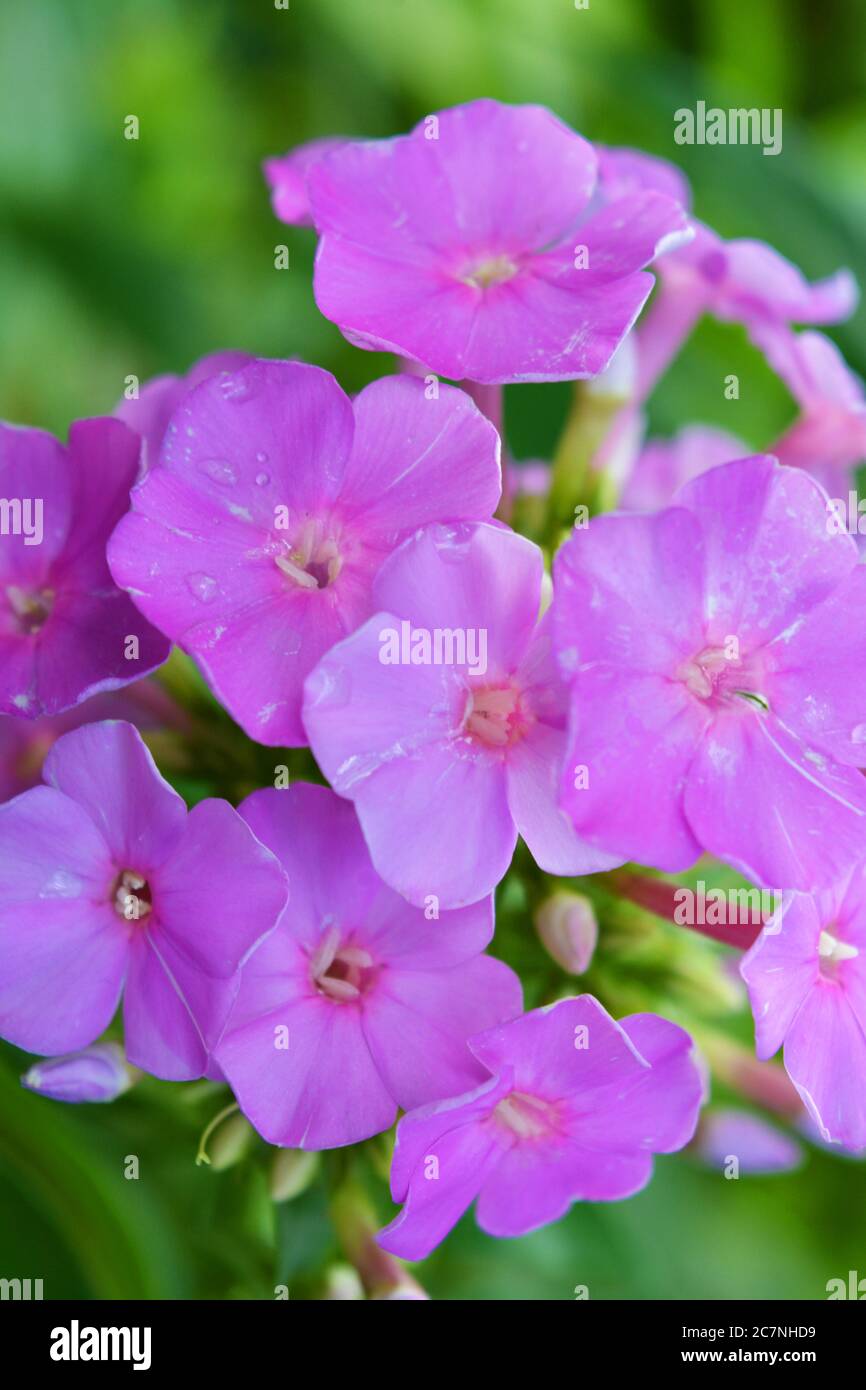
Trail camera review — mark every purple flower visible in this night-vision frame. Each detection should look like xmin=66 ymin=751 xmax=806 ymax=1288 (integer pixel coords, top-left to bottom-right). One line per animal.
xmin=637 ymin=224 xmax=857 ymax=401
xmin=303 ymin=521 xmax=620 ymax=909
xmin=756 ymin=328 xmax=866 ymax=495
xmin=620 ymin=424 xmax=746 ymax=511
xmin=0 ymin=721 xmax=288 ymax=1078
xmin=306 ymin=99 xmax=690 ymax=384
xmin=588 ymin=145 xmax=857 ymax=400
xmin=741 ymin=867 xmax=866 ymax=1150
xmin=114 ymin=350 xmax=252 ymax=473
xmin=0 ymin=419 xmax=170 ymax=719
xmin=107 ymin=360 xmax=500 ymax=746
xmin=664 ymin=222 xmax=857 ymax=329
xmin=553 ymin=455 xmax=866 ymax=890
xmin=377 ymin=996 xmax=702 ymax=1259
xmin=21 ymin=1042 xmax=131 ymax=1104
xmin=214 ymin=783 xmax=521 ymax=1149
xmin=263 ymin=137 xmax=348 ymax=226
xmin=694 ymin=1108 xmax=802 ymax=1175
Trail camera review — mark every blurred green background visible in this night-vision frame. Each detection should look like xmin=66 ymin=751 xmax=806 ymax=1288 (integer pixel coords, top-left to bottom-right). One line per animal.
xmin=2 ymin=0 xmax=866 ymax=1300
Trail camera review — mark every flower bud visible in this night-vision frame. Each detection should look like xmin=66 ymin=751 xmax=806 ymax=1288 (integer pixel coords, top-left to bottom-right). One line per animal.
xmin=322 ymin=1264 xmax=364 ymax=1300
xmin=269 ymin=1148 xmax=319 ymax=1203
xmin=21 ymin=1042 xmax=132 ymax=1104
xmin=584 ymin=332 xmax=637 ymax=402
xmin=534 ymin=892 xmax=598 ymax=975
xmin=207 ymin=1112 xmax=255 ymax=1171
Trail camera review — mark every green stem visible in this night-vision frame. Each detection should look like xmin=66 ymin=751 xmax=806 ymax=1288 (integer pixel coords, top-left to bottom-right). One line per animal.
xmin=330 ymin=1177 xmax=426 ymax=1299
xmin=195 ymin=1101 xmax=239 ymax=1166
xmin=545 ymin=382 xmax=626 ymax=541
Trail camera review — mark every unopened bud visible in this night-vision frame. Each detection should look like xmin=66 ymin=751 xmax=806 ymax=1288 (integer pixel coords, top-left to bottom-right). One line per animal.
xmin=269 ymin=1148 xmax=319 ymax=1203
xmin=21 ymin=1042 xmax=132 ymax=1104
xmin=322 ymin=1264 xmax=364 ymax=1300
xmin=535 ymin=892 xmax=598 ymax=975
xmin=584 ymin=333 xmax=636 ymax=402
xmin=203 ymin=1111 xmax=255 ymax=1171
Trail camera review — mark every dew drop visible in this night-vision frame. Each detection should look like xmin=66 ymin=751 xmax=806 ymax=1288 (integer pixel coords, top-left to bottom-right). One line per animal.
xmin=199 ymin=458 xmax=237 ymax=487
xmin=217 ymin=374 xmax=254 ymax=403
xmin=255 ymin=471 xmax=270 ymax=487
xmin=187 ymin=572 xmax=218 ymax=603
xmin=851 ymin=724 xmax=866 ymax=745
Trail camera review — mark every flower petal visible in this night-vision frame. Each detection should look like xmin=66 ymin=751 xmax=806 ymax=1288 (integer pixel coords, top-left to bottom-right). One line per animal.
xmin=341 ymin=376 xmax=501 ymax=539
xmin=43 ymin=721 xmax=187 ymax=871
xmin=0 ymin=786 xmax=126 ymax=1054
xmin=560 ymin=666 xmax=705 ymax=871
xmin=362 ymin=955 xmax=522 ymax=1111
xmin=154 ymin=798 xmax=288 ymax=977
xmin=217 ymin=996 xmax=395 ymax=1148
xmin=684 ymin=710 xmax=866 ymax=890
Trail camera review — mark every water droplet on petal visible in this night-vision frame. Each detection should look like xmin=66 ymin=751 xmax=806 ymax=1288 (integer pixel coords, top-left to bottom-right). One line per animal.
xmin=255 ymin=471 xmax=270 ymax=487
xmin=187 ymin=572 xmax=218 ymax=603
xmin=852 ymin=724 xmax=866 ymax=745
xmin=199 ymin=458 xmax=237 ymax=487
xmin=217 ymin=374 xmax=255 ymax=403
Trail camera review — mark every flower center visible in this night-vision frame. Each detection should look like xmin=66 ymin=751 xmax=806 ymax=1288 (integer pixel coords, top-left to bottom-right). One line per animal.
xmin=6 ymin=584 xmax=54 ymax=636
xmin=818 ymin=928 xmax=859 ymax=980
xmin=463 ymin=683 xmax=531 ymax=748
xmin=309 ymin=924 xmax=374 ymax=1002
xmin=112 ymin=870 xmax=152 ymax=922
xmin=275 ymin=520 xmax=342 ymax=591
xmin=676 ymin=645 xmax=769 ymax=712
xmin=460 ymin=254 xmax=519 ymax=290
xmin=493 ymin=1091 xmax=559 ymax=1141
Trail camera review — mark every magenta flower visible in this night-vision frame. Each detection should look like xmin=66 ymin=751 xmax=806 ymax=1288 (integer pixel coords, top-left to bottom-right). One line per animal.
xmin=634 ymin=221 xmax=857 ymax=403
xmin=263 ymin=137 xmax=348 ymax=226
xmin=377 ymin=996 xmax=702 ymax=1259
xmin=598 ymin=142 xmax=857 ymax=405
xmin=664 ymin=222 xmax=857 ymax=329
xmin=0 ymin=419 xmax=170 ymax=719
xmin=306 ymin=99 xmax=690 ymax=384
xmin=114 ymin=350 xmax=251 ymax=473
xmin=620 ymin=424 xmax=746 ymax=511
xmin=553 ymin=455 xmax=866 ymax=890
xmin=756 ymin=328 xmax=866 ymax=495
xmin=21 ymin=1042 xmax=132 ymax=1104
xmin=108 ymin=360 xmax=500 ymax=746
xmin=0 ymin=721 xmax=288 ymax=1078
xmin=214 ymin=783 xmax=521 ymax=1149
xmin=741 ymin=867 xmax=866 ymax=1150
xmin=303 ymin=521 xmax=621 ymax=909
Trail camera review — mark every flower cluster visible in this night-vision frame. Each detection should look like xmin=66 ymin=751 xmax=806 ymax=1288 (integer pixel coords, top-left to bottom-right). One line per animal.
xmin=2 ymin=99 xmax=865 ymax=1282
